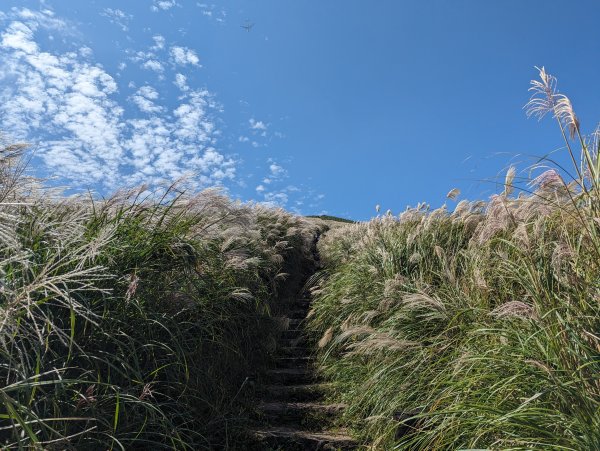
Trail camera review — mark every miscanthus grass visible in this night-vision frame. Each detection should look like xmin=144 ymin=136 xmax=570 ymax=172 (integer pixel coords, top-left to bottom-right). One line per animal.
xmin=0 ymin=144 xmax=322 ymax=449
xmin=308 ymin=68 xmax=600 ymax=450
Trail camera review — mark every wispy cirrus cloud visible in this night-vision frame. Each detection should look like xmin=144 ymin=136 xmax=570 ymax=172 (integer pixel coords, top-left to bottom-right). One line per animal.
xmin=101 ymin=8 xmax=131 ymax=32
xmin=251 ymin=157 xmax=324 ymax=212
xmin=263 ymin=162 xmax=286 ymax=184
xmin=239 ymin=117 xmax=270 ymax=148
xmin=196 ymin=3 xmax=227 ymax=23
xmin=254 ymin=159 xmax=290 ymax=207
xmin=0 ymin=8 xmax=235 ymax=191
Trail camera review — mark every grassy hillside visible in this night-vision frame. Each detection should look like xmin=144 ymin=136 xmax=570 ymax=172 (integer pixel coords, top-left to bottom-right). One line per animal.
xmin=0 ymin=144 xmax=324 ymax=449
xmin=307 ymin=69 xmax=600 ymax=449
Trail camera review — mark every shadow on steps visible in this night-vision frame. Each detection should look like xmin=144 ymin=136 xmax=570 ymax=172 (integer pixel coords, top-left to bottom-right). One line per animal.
xmin=246 ymin=234 xmax=359 ymax=450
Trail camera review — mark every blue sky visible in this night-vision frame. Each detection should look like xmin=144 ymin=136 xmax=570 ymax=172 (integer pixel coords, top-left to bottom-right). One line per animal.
xmin=0 ymin=1 xmax=599 ymax=220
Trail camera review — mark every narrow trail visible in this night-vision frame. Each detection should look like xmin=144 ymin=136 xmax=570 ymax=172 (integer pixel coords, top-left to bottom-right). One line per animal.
xmin=250 ymin=295 xmax=357 ymax=450
xmin=249 ymin=236 xmax=358 ymax=450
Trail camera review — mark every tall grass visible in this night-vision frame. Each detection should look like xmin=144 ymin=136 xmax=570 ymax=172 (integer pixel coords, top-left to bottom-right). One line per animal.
xmin=0 ymin=145 xmax=323 ymax=449
xmin=308 ymin=68 xmax=600 ymax=449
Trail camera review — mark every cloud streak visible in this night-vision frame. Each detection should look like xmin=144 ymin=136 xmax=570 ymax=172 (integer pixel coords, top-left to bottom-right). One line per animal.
xmin=101 ymin=8 xmax=131 ymax=32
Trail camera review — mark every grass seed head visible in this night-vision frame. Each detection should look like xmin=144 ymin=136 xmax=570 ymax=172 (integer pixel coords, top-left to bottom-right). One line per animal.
xmin=525 ymin=66 xmax=559 ymax=120
xmin=490 ymin=301 xmax=536 ymax=320
xmin=446 ymin=188 xmax=460 ymax=200
xmin=505 ymin=166 xmax=516 ymax=196
xmin=555 ymin=94 xmax=580 ymax=139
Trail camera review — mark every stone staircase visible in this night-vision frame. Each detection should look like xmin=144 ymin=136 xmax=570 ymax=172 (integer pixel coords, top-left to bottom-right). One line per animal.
xmin=249 ymin=299 xmax=358 ymax=450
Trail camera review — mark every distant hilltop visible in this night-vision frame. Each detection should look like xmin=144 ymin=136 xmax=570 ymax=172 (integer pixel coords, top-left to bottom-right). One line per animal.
xmin=306 ymin=214 xmax=356 ymax=224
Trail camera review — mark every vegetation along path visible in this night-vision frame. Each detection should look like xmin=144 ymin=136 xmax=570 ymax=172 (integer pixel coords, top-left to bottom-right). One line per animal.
xmin=249 ymin=234 xmax=357 ymax=450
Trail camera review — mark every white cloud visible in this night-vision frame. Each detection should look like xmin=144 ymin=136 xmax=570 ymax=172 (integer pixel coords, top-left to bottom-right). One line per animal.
xmin=170 ymin=46 xmax=200 ymax=66
xmin=262 ymin=191 xmax=288 ymax=208
xmin=238 ymin=135 xmax=249 ymax=142
xmin=130 ymin=85 xmax=162 ymax=113
xmin=151 ymin=35 xmax=165 ymax=50
xmin=138 ymin=86 xmax=158 ymax=100
xmin=172 ymin=89 xmax=215 ymax=141
xmin=142 ymin=59 xmax=164 ymax=73
xmin=174 ymin=73 xmax=189 ymax=91
xmin=249 ymin=118 xmax=267 ymax=130
xmin=0 ymin=8 xmax=235 ymax=192
xmin=246 ymin=118 xmax=270 ymax=147
xmin=1 ymin=21 xmax=38 ymax=53
xmin=269 ymin=163 xmax=285 ymax=177
xmin=151 ymin=1 xmax=178 ymax=12
xmin=129 ymin=49 xmax=166 ymax=74
xmin=256 ymin=184 xmax=265 ymax=193
xmin=79 ymin=46 xmax=92 ymax=58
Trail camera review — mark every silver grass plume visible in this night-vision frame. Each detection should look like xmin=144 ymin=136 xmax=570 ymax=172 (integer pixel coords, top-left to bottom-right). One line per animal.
xmin=555 ymin=94 xmax=580 ymax=140
xmin=318 ymin=326 xmax=333 ymax=348
xmin=505 ymin=166 xmax=516 ymax=196
xmin=525 ymin=66 xmax=558 ymax=121
xmin=529 ymin=169 xmax=564 ymax=190
xmin=446 ymin=188 xmax=460 ymax=200
xmin=490 ymin=301 xmax=537 ymax=320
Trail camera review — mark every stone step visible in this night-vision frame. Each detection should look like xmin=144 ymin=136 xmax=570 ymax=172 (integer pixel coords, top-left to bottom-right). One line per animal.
xmin=281 ymin=329 xmax=306 ymax=340
xmin=250 ymin=426 xmax=357 ymax=450
xmin=280 ymin=336 xmax=308 ymax=348
xmin=277 ymin=346 xmax=310 ymax=357
xmin=261 ymin=383 xmax=330 ymax=402
xmin=257 ymin=401 xmax=346 ymax=427
xmin=287 ymin=318 xmax=304 ymax=328
xmin=293 ymin=299 xmax=311 ymax=309
xmin=287 ymin=309 xmax=309 ymax=320
xmin=266 ymin=368 xmax=316 ymax=385
xmin=275 ymin=355 xmax=312 ymax=368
